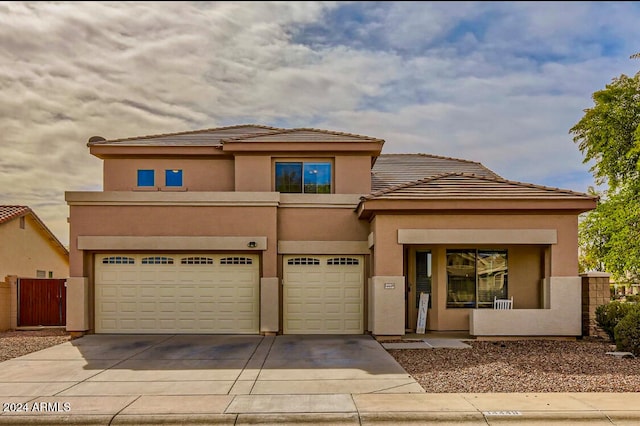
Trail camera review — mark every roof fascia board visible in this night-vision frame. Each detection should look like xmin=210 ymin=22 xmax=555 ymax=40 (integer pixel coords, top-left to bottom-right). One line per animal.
xmin=90 ymin=145 xmax=226 ymax=158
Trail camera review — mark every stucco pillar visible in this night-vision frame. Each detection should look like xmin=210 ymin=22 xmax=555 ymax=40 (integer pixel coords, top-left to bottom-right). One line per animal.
xmin=370 ymin=276 xmax=405 ymax=336
xmin=580 ymin=272 xmax=610 ymax=338
xmin=8 ymin=275 xmax=18 ymax=329
xmin=66 ymin=277 xmax=89 ymax=333
xmin=260 ymin=277 xmax=279 ymax=334
xmin=0 ymin=276 xmax=11 ymax=331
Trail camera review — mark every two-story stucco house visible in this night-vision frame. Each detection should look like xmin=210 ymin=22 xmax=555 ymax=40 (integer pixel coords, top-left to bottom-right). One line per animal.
xmin=65 ymin=125 xmax=597 ymax=337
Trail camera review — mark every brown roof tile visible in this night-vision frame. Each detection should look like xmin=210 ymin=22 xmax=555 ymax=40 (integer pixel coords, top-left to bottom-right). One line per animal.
xmin=87 ymin=124 xmax=283 ymax=147
xmin=0 ymin=205 xmax=30 ymax=224
xmin=365 ymin=173 xmax=596 ymax=200
xmin=222 ymin=128 xmax=385 ymax=143
xmin=371 ymin=154 xmax=499 ymax=191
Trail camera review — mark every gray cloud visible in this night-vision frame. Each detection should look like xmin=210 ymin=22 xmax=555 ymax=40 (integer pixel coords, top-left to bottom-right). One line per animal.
xmin=0 ymin=1 xmax=638 ymax=246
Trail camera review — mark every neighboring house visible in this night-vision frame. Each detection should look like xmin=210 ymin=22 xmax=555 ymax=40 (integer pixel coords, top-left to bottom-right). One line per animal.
xmin=65 ymin=125 xmax=597 ymax=337
xmin=0 ymin=206 xmax=69 ymax=330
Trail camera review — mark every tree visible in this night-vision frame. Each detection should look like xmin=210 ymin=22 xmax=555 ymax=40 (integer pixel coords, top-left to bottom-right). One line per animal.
xmin=570 ymin=68 xmax=640 ymax=282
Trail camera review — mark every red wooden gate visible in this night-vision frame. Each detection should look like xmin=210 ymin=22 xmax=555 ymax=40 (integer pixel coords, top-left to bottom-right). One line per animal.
xmin=18 ymin=278 xmax=66 ymax=326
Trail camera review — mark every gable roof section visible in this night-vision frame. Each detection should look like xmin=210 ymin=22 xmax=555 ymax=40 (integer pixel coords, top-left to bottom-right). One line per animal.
xmin=87 ymin=124 xmax=282 ymax=147
xmin=222 ymin=128 xmax=385 ymax=144
xmin=371 ymin=154 xmax=500 ymax=192
xmin=364 ymin=173 xmax=597 ymax=200
xmin=0 ymin=206 xmax=69 ymax=256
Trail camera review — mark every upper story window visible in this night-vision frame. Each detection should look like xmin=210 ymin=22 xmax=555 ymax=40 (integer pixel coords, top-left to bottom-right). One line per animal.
xmin=137 ymin=170 xmax=154 ymax=187
xmin=165 ymin=169 xmax=183 ymax=187
xmin=275 ymin=162 xmax=331 ymax=194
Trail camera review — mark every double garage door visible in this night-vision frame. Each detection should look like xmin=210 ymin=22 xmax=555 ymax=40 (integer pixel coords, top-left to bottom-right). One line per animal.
xmin=95 ymin=253 xmax=259 ymax=334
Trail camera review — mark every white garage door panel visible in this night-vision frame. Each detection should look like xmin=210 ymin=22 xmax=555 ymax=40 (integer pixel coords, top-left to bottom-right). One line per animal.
xmin=283 ymin=255 xmax=364 ymax=334
xmin=95 ymin=253 xmax=259 ymax=334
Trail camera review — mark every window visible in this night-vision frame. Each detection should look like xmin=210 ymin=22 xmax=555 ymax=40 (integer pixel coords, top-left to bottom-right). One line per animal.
xmin=275 ymin=162 xmax=331 ymax=193
xmin=102 ymin=256 xmax=135 ymax=264
xmin=137 ymin=170 xmax=154 ymax=187
xmin=446 ymin=249 xmax=507 ymax=309
xmin=287 ymin=257 xmax=320 ymax=265
xmin=36 ymin=270 xmax=46 ymax=278
xmin=327 ymin=257 xmax=359 ymax=265
xmin=142 ymin=256 xmax=174 ymax=264
xmin=19 ymin=216 xmax=25 ymax=229
xmin=48 ymin=271 xmax=53 ymax=278
xmin=220 ymin=257 xmax=253 ymax=265
xmin=165 ymin=169 xmax=183 ymax=187
xmin=181 ymin=257 xmax=213 ymax=265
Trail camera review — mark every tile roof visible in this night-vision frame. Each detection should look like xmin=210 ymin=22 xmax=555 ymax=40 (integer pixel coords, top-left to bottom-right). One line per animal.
xmin=371 ymin=154 xmax=499 ymax=192
xmin=364 ymin=173 xmax=597 ymax=200
xmin=0 ymin=205 xmax=30 ymax=224
xmin=224 ymin=128 xmax=385 ymax=143
xmin=87 ymin=124 xmax=282 ymax=147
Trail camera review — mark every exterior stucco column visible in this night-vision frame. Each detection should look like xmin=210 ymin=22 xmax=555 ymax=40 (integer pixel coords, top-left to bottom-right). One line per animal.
xmin=66 ymin=277 xmax=89 ymax=333
xmin=370 ymin=216 xmax=405 ymax=336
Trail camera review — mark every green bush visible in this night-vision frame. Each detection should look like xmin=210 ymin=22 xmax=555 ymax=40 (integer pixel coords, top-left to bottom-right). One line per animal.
xmin=595 ymin=301 xmax=637 ymax=341
xmin=625 ymin=294 xmax=640 ymax=303
xmin=614 ymin=310 xmax=640 ymax=356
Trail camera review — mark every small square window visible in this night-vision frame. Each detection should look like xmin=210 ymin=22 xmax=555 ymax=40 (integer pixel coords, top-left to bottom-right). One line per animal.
xmin=36 ymin=270 xmax=46 ymax=278
xmin=165 ymin=169 xmax=183 ymax=187
xmin=137 ymin=170 xmax=154 ymax=187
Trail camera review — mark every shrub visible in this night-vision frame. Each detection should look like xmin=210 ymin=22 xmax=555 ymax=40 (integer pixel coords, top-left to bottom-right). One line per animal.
xmin=595 ymin=301 xmax=637 ymax=341
xmin=614 ymin=310 xmax=640 ymax=356
xmin=625 ymin=294 xmax=640 ymax=304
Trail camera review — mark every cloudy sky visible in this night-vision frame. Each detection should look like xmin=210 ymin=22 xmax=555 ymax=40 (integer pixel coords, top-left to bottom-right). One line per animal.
xmin=1 ymin=1 xmax=639 ymax=246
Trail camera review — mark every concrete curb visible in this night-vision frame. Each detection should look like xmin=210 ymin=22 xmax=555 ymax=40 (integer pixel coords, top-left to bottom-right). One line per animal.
xmin=3 ymin=410 xmax=640 ymax=425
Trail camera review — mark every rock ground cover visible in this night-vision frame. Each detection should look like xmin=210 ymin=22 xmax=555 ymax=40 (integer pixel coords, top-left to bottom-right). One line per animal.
xmin=0 ymin=329 xmax=71 ymax=362
xmin=387 ymin=339 xmax=640 ymax=392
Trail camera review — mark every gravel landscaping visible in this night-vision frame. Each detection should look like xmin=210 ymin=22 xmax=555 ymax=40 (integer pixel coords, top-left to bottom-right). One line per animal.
xmin=0 ymin=329 xmax=71 ymax=362
xmin=387 ymin=338 xmax=640 ymax=393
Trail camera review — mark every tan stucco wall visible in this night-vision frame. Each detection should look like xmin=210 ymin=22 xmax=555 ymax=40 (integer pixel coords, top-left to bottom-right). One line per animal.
xmin=68 ymin=204 xmax=278 ymax=276
xmin=370 ymin=276 xmax=405 ymax=335
xmin=372 ymin=213 xmax=579 ymax=277
xmin=103 ymin=157 xmax=235 ymax=191
xmin=470 ymin=277 xmax=582 ymax=336
xmin=0 ymin=216 xmax=69 ymax=279
xmin=334 ymin=155 xmax=372 ymax=194
xmin=235 ymin=155 xmax=272 ymax=192
xmin=278 ymin=208 xmax=369 ymax=241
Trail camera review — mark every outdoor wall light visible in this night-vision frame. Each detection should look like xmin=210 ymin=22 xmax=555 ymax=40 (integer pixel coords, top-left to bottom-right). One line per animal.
xmin=247 ymin=241 xmax=257 ymax=248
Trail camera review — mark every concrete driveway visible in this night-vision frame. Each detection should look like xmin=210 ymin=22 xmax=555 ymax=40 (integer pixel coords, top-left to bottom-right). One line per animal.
xmin=0 ymin=334 xmax=423 ymax=398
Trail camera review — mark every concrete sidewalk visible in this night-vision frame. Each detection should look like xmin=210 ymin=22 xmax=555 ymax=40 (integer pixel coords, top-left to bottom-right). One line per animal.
xmin=1 ymin=392 xmax=640 ymax=424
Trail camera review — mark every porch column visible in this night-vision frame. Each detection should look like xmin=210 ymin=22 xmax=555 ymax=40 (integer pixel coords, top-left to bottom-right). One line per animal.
xmin=370 ymin=218 xmax=404 ymax=336
xmin=580 ymin=272 xmax=610 ymax=338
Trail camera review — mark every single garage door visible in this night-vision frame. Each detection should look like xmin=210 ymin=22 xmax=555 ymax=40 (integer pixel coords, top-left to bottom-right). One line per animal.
xmin=95 ymin=253 xmax=259 ymax=334
xmin=283 ymin=255 xmax=363 ymax=334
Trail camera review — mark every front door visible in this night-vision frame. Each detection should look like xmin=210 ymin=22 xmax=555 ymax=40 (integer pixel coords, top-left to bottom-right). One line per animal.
xmin=406 ymin=250 xmax=432 ymax=331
